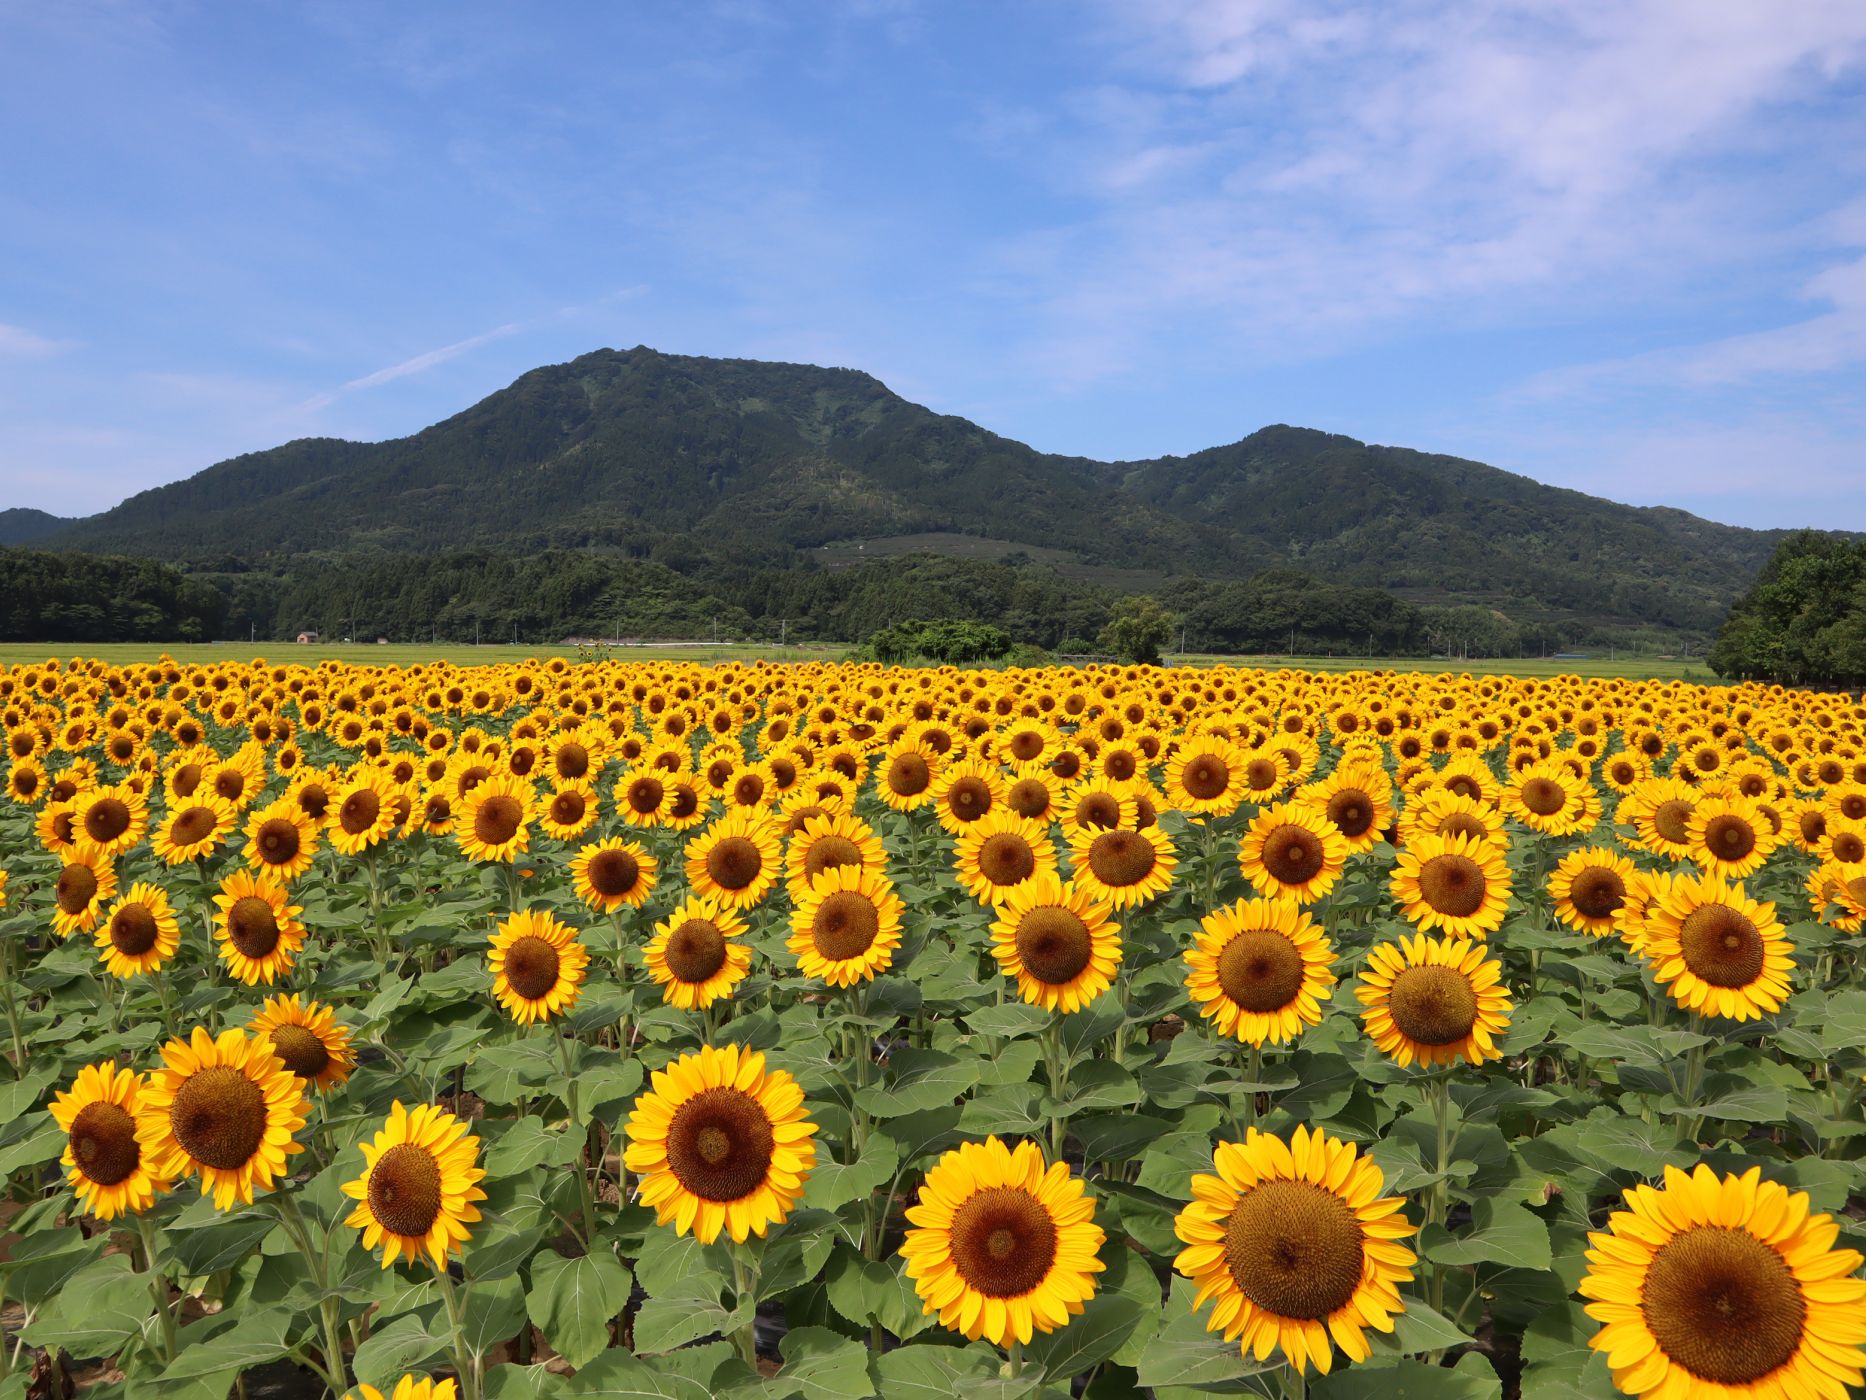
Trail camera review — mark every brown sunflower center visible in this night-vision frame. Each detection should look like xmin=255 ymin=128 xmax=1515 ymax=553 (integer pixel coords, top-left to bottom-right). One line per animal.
xmin=812 ymin=890 xmax=881 ymax=962
xmin=1568 ymin=867 xmax=1626 ymax=920
xmin=170 ymin=1065 xmax=268 ymax=1171
xmin=1833 ymin=831 xmax=1865 ymax=864
xmin=1844 ymin=793 xmax=1866 ymax=822
xmin=56 ymin=861 xmax=99 ymax=914
xmin=665 ymin=918 xmax=728 ymax=983
xmin=85 ymin=797 xmax=131 ymax=843
xmin=948 ymin=1186 xmax=1058 ymax=1298
xmin=1013 ymin=906 xmax=1093 ymax=985
xmin=214 ymin=771 xmax=246 ymax=801
xmin=256 ymin=818 xmax=301 ymax=864
xmin=887 ymin=753 xmax=931 ymax=797
xmin=504 ymin=935 xmax=562 ymax=1000
xmin=173 ymin=762 xmax=204 ymax=796
xmin=668 ymin=785 xmax=700 ymax=820
xmin=1183 ymin=756 xmax=1230 ymax=801
xmin=1445 ymin=775 xmax=1483 ymax=800
xmin=977 ymin=832 xmax=1038 ymax=888
xmin=1678 ymin=904 xmax=1765 ymax=988
xmin=666 ymin=1087 xmax=775 ymax=1202
xmin=1216 ymin=929 xmax=1305 ymax=1013
xmin=706 ymin=836 xmax=764 ymax=891
xmin=473 ymin=795 xmax=524 ymax=847
xmin=549 ymin=790 xmax=587 ymax=826
xmin=1009 ymin=731 xmax=1045 ymax=762
xmin=1087 ymin=830 xmax=1155 ymax=888
xmin=802 ymin=835 xmax=862 ymax=881
xmin=227 ymin=896 xmax=282 ymax=957
xmin=1641 ymin=1226 xmax=1806 ymax=1385
xmin=732 ymin=774 xmax=765 ymax=806
xmin=1520 ymin=777 xmax=1567 ymax=816
xmin=169 ymin=805 xmax=217 ymax=846
xmin=1417 ymin=853 xmax=1487 ymax=918
xmin=587 ymin=847 xmax=641 ymax=897
xmin=268 ymin=1024 xmax=331 ymax=1079
xmin=1386 ymin=965 xmax=1480 ymax=1046
xmin=554 ymin=743 xmax=591 ymax=780
xmin=110 ymin=902 xmax=160 ymax=957
xmin=368 ymin=1143 xmax=444 ymax=1238
xmin=945 ymin=775 xmax=992 ymax=821
xmin=1702 ymin=813 xmax=1755 ymax=860
xmin=1006 ymin=778 xmax=1050 ymax=818
xmin=1436 ymin=813 xmax=1490 ymax=843
xmin=338 ymin=789 xmax=380 ymax=835
xmin=1224 ymin=1179 xmax=1365 ymax=1321
xmin=1325 ymin=789 xmax=1375 ymax=837
xmin=626 ymin=776 xmax=665 ymax=814
xmin=1242 ymin=758 xmax=1280 ymax=791
xmin=69 ymin=1101 xmax=140 ymax=1186
xmin=1652 ymin=799 xmax=1693 ymax=846
xmin=1260 ymin=823 xmax=1325 ymax=886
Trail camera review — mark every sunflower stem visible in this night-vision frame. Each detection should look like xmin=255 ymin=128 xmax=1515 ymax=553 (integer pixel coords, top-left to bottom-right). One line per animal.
xmin=275 ymin=1190 xmax=351 ymax=1400
xmin=555 ymin=1029 xmax=599 ymax=1246
xmin=1042 ymin=1019 xmax=1068 ymax=1161
xmin=135 ymin=1215 xmax=179 ymax=1364
xmin=730 ymin=1243 xmax=763 ymax=1366
xmin=433 ymin=1260 xmax=482 ymax=1400
xmin=1006 ymin=1338 xmax=1023 ymax=1377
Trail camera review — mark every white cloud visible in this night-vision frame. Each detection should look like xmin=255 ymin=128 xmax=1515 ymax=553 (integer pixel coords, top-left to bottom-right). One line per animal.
xmin=0 ymin=322 xmax=76 ymax=356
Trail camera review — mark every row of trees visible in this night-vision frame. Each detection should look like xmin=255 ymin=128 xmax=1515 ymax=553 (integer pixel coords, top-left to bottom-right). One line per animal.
xmin=1708 ymin=531 xmax=1866 ymax=685
xmin=0 ymin=551 xmax=226 ymax=641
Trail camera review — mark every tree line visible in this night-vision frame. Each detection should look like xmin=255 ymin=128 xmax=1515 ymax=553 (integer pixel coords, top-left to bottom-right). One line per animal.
xmin=1708 ymin=531 xmax=1866 ymax=685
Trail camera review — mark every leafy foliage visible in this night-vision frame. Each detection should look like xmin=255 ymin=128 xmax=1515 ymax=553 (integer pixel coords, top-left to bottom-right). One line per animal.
xmin=1708 ymin=530 xmax=1866 ymax=684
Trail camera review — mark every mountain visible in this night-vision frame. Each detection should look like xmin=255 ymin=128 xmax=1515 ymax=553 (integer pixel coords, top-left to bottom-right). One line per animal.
xmin=39 ymin=346 xmax=1795 ymax=638
xmin=0 ymin=508 xmax=74 ymax=546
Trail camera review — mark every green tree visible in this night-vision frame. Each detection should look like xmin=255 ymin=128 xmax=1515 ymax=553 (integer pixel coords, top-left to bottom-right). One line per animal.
xmin=1097 ymin=595 xmax=1178 ymax=665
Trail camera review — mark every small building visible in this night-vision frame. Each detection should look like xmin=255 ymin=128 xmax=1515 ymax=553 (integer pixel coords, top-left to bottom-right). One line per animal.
xmin=295 ymin=631 xmax=320 ymax=644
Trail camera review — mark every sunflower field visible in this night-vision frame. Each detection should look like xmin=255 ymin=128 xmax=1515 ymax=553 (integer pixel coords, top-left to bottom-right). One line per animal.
xmin=1 ymin=655 xmax=1864 ymax=1400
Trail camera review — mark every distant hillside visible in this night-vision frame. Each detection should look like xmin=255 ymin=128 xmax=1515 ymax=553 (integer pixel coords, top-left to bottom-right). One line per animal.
xmin=38 ymin=346 xmax=1798 ymax=639
xmin=0 ymin=508 xmax=73 ymax=546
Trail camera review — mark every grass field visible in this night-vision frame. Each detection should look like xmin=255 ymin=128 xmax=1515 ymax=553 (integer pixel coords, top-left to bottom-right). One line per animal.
xmin=0 ymin=641 xmax=1709 ymax=680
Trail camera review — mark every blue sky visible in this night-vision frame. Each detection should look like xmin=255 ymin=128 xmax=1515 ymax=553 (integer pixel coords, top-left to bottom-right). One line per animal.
xmin=4 ymin=0 xmax=1865 ymax=529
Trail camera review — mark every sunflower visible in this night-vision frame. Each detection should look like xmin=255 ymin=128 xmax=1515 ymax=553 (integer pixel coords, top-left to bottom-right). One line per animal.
xmin=1501 ymin=763 xmax=1599 ymax=836
xmin=1302 ymin=763 xmax=1393 ymax=853
xmin=1686 ymin=793 xmax=1780 ymax=880
xmin=135 ymin=1026 xmax=308 ymax=1209
xmin=52 ymin=847 xmax=118 ymax=937
xmin=1641 ymin=873 xmax=1793 ymax=1022
xmin=877 ymin=739 xmax=941 ymax=812
xmin=70 ymin=781 xmax=148 ymax=857
xmin=1580 ymin=1163 xmax=1866 ymax=1399
xmin=988 ymin=874 xmax=1121 ymax=1013
xmin=213 ymin=869 xmax=307 ymax=985
xmin=1548 ymin=847 xmax=1636 ymax=937
xmin=685 ymin=810 xmax=783 ymax=909
xmin=1234 ymin=746 xmax=1294 ymax=804
xmin=931 ymin=757 xmax=1003 ymax=834
xmin=788 ymin=865 xmax=905 ymax=987
xmin=1055 ymin=779 xmax=1136 ymax=839
xmin=783 ymin=811 xmax=887 ymax=902
xmin=645 ymin=895 xmax=753 ymax=1009
xmin=614 ymin=768 xmax=672 ymax=828
xmin=1434 ymin=754 xmax=1500 ymax=806
xmin=488 ymin=910 xmax=589 ymax=1025
xmin=1389 ymin=831 xmax=1513 ymax=939
xmin=954 ymin=811 xmax=1058 ymax=906
xmin=152 ymin=793 xmax=237 ymax=864
xmin=1173 ymin=1125 xmax=1416 ymax=1375
xmin=6 ymin=757 xmax=46 ymax=806
xmin=327 ymin=769 xmax=397 ymax=856
xmin=900 ymin=1136 xmax=1105 ymax=1348
xmin=1357 ymin=933 xmax=1512 ymax=1068
xmin=243 ymin=798 xmax=319 ymax=881
xmin=345 ymin=1378 xmax=458 ymax=1400
xmin=538 ymin=779 xmax=600 ymax=841
xmin=1184 ymin=898 xmax=1337 ymax=1046
xmin=1623 ymin=777 xmax=1700 ymax=862
xmin=249 ymin=994 xmax=355 ymax=1093
xmin=1166 ymin=737 xmax=1246 ymax=817
xmin=342 ymin=1101 xmax=487 ymax=1269
xmin=623 ymin=1043 xmax=818 ymax=1244
xmin=662 ymin=775 xmax=709 ymax=831
xmin=1066 ymin=821 xmax=1177 ymax=910
xmin=93 ymin=881 xmax=182 ymax=978
xmin=35 ymin=798 xmax=80 ymax=856
xmin=49 ymin=1062 xmax=169 ymax=1219
xmin=1237 ymin=803 xmax=1348 ymax=906
xmin=454 ymin=772 xmax=534 ymax=864
xmin=569 ymin=836 xmax=659 ymax=914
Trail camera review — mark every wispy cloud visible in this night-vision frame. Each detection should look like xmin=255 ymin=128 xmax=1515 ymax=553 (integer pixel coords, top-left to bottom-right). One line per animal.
xmin=0 ymin=322 xmax=76 ymax=357
xmin=298 ymin=322 xmax=523 ymax=412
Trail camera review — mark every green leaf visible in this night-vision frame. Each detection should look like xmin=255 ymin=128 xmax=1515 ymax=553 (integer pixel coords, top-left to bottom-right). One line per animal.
xmin=775 ymin=1325 xmax=878 ymax=1399
xmin=871 ymin=1345 xmax=1018 ymax=1399
xmin=1423 ymin=1198 xmax=1552 ymax=1271
xmin=0 ymin=1227 xmax=102 ymax=1310
xmin=19 ymin=1256 xmax=149 ymax=1358
xmin=564 ymin=1348 xmax=715 ymax=1399
xmin=823 ymin=1247 xmax=933 ymax=1342
xmin=528 ymin=1248 xmax=633 ymax=1369
xmin=962 ymin=1001 xmax=1051 ymax=1038
xmin=1135 ymin=1278 xmax=1276 ymax=1390
xmin=1049 ymin=1059 xmax=1141 ymax=1114
xmin=165 ymin=1209 xmax=281 ymax=1276
xmin=485 ymin=1115 xmax=584 ymax=1176
xmin=1025 ymin=1293 xmax=1143 ymax=1384
xmin=855 ymin=1047 xmax=980 ymax=1118
xmin=461 ymin=1271 xmax=529 ymax=1358
xmin=1311 ymin=1353 xmax=1501 ymax=1398
xmin=159 ymin=1312 xmax=290 ymax=1380
xmin=351 ymin=1310 xmax=449 ymax=1390
xmin=802 ymin=1137 xmax=899 ymax=1212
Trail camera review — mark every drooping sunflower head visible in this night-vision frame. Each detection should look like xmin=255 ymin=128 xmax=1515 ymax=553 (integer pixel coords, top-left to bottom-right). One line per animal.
xmin=1580 ymin=1164 xmax=1866 ymax=1398
xmin=93 ymin=881 xmax=182 ymax=978
xmin=1184 ymin=897 xmax=1337 ymax=1047
xmin=900 ymin=1136 xmax=1106 ymax=1348
xmin=646 ymin=895 xmax=752 ymax=1009
xmin=1389 ymin=830 xmax=1513 ymax=939
xmin=954 ymin=810 xmax=1059 ymax=907
xmin=1066 ymin=821 xmax=1177 ymax=910
xmin=488 ymin=910 xmax=589 ymax=1025
xmin=684 ymin=809 xmax=782 ymax=909
xmin=1641 ymin=873 xmax=1793 ymax=1022
xmin=249 ymin=994 xmax=356 ymax=1093
xmin=988 ymin=873 xmax=1121 ymax=1013
xmin=1237 ymin=803 xmax=1348 ymax=906
xmin=341 ymin=1101 xmax=487 ymax=1269
xmin=49 ymin=1061 xmax=170 ymax=1219
xmin=788 ymin=864 xmax=905 ymax=988
xmin=623 ymin=1043 xmax=817 ymax=1244
xmin=570 ymin=836 xmax=659 ymax=913
xmin=213 ymin=868 xmax=307 ymax=985
xmin=135 ymin=1025 xmax=308 ymax=1210
xmin=52 ymin=847 xmax=119 ymax=937
xmin=1357 ymin=932 xmax=1512 ymax=1069
xmin=1173 ymin=1125 xmax=1416 ymax=1376
xmin=454 ymin=773 xmax=535 ymax=864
